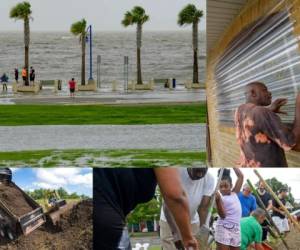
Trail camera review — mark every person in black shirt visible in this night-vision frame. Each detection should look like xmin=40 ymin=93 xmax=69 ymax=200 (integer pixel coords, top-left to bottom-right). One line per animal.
xmin=94 ymin=168 xmax=199 ymax=250
xmin=256 ymin=181 xmax=272 ymax=241
xmin=272 ymin=188 xmax=289 ymax=235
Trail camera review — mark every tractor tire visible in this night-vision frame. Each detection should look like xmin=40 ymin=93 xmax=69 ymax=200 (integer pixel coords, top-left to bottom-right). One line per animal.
xmin=6 ymin=228 xmax=15 ymax=240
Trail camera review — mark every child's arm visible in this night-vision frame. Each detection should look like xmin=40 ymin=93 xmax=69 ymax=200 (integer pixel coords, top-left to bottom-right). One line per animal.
xmin=215 ymin=191 xmax=226 ymax=219
xmin=232 ymin=168 xmax=244 ymax=193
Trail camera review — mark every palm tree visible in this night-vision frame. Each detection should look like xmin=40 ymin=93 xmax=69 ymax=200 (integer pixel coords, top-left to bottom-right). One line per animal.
xmin=122 ymin=6 xmax=149 ymax=85
xmin=10 ymin=1 xmax=32 ymax=85
xmin=71 ymin=19 xmax=87 ymax=85
xmin=178 ymin=4 xmax=203 ymax=84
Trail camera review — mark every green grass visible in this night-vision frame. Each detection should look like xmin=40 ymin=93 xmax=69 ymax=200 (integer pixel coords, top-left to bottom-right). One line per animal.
xmin=0 ymin=103 xmax=206 ymax=125
xmin=0 ymin=149 xmax=206 ymax=167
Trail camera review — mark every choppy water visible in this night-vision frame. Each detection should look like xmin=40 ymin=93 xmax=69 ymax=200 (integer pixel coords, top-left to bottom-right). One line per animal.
xmin=0 ymin=31 xmax=206 ymax=85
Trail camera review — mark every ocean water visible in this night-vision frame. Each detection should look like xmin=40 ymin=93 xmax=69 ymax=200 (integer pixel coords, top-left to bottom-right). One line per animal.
xmin=0 ymin=31 xmax=206 ymax=86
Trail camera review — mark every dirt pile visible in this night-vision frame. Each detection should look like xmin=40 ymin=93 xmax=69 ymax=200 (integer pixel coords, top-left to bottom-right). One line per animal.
xmin=0 ymin=183 xmax=35 ymax=216
xmin=0 ymin=199 xmax=93 ymax=250
xmin=271 ymin=227 xmax=300 ymax=250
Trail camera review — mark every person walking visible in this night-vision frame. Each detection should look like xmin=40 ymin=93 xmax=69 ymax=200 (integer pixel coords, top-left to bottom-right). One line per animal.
xmin=29 ymin=67 xmax=35 ymax=84
xmin=14 ymin=68 xmax=19 ymax=83
xmin=22 ymin=67 xmax=27 ymax=85
xmin=0 ymin=73 xmax=8 ymax=92
xmin=215 ymin=168 xmax=244 ymax=250
xmin=69 ymin=78 xmax=76 ymax=98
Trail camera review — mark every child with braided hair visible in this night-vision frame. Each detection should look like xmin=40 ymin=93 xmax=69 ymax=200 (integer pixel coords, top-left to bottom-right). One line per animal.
xmin=215 ymin=168 xmax=244 ymax=250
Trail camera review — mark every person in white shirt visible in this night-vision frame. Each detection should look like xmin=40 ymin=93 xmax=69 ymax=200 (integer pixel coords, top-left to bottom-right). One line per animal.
xmin=159 ymin=168 xmax=215 ymax=249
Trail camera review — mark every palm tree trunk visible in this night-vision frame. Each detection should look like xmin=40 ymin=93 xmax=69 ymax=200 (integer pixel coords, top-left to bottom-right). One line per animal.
xmin=24 ymin=18 xmax=30 ymax=85
xmin=192 ymin=21 xmax=199 ymax=84
xmin=81 ymin=33 xmax=86 ymax=85
xmin=136 ymin=23 xmax=142 ymax=85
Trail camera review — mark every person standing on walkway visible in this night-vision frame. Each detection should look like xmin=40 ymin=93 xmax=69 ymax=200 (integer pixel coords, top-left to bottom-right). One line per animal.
xmin=94 ymin=168 xmax=199 ymax=250
xmin=238 ymin=183 xmax=257 ymax=217
xmin=69 ymin=78 xmax=76 ymax=98
xmin=215 ymin=168 xmax=244 ymax=250
xmin=0 ymin=73 xmax=8 ymax=92
xmin=160 ymin=167 xmax=215 ymax=249
xmin=256 ymin=181 xmax=272 ymax=241
xmin=22 ymin=67 xmax=27 ymax=85
xmin=240 ymin=208 xmax=266 ymax=250
xmin=14 ymin=68 xmax=19 ymax=83
xmin=29 ymin=66 xmax=35 ymax=84
xmin=272 ymin=188 xmax=290 ymax=235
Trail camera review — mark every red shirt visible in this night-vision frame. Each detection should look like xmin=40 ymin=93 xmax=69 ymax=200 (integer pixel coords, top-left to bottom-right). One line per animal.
xmin=69 ymin=80 xmax=76 ymax=89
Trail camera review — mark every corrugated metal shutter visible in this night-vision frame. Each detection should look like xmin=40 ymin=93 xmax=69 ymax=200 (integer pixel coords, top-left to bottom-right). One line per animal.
xmin=215 ymin=9 xmax=300 ymax=125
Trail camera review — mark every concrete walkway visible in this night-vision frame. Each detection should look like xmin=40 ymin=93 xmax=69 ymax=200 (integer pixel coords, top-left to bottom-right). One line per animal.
xmin=0 ymin=124 xmax=205 ymax=152
xmin=0 ymin=88 xmax=205 ymax=105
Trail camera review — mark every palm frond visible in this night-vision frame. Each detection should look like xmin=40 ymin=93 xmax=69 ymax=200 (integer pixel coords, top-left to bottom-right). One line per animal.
xmin=121 ymin=11 xmax=134 ymax=27
xmin=10 ymin=1 xmax=32 ymax=20
xmin=70 ymin=18 xmax=87 ymax=36
xmin=178 ymin=4 xmax=202 ymax=26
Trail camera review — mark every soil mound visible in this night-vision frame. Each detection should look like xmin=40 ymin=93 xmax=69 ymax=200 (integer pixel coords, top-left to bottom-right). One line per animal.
xmin=271 ymin=227 xmax=300 ymax=250
xmin=0 ymin=183 xmax=35 ymax=216
xmin=0 ymin=199 xmax=93 ymax=250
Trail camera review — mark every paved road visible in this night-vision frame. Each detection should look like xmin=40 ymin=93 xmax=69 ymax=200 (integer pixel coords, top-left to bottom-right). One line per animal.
xmin=0 ymin=88 xmax=205 ymax=105
xmin=0 ymin=124 xmax=205 ymax=152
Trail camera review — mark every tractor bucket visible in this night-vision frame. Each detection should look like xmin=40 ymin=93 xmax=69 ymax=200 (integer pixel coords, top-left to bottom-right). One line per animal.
xmin=46 ymin=201 xmax=77 ymax=226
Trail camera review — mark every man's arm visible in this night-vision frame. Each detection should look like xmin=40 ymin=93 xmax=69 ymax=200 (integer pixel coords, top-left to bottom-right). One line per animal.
xmin=154 ymin=168 xmax=198 ymax=249
xmin=163 ymin=203 xmax=182 ymax=242
xmin=266 ymin=199 xmax=273 ymax=211
xmin=232 ymin=168 xmax=244 ymax=194
xmin=292 ymin=93 xmax=300 ymax=150
xmin=198 ymin=196 xmax=211 ymax=227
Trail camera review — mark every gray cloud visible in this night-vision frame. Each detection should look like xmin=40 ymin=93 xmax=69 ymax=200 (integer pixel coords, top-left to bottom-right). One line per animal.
xmin=1 ymin=0 xmax=206 ymax=31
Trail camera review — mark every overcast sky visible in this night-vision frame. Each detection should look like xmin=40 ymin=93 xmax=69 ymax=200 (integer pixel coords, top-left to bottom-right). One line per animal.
xmin=0 ymin=0 xmax=206 ymax=32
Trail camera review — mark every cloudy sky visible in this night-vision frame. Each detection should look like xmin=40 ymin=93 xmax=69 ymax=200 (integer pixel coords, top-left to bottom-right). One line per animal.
xmin=12 ymin=168 xmax=93 ymax=197
xmin=209 ymin=168 xmax=300 ymax=202
xmin=0 ymin=0 xmax=206 ymax=31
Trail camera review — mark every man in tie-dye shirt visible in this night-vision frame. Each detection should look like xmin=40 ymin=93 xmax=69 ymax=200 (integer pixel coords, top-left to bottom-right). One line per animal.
xmin=235 ymin=82 xmax=300 ymax=167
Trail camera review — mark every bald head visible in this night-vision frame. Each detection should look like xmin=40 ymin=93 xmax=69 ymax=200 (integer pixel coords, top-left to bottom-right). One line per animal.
xmin=244 ymin=82 xmax=272 ymax=106
xmin=251 ymin=208 xmax=266 ymax=224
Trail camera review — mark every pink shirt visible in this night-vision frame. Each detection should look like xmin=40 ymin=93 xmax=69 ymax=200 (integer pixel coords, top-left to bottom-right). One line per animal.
xmin=217 ymin=192 xmax=242 ymax=225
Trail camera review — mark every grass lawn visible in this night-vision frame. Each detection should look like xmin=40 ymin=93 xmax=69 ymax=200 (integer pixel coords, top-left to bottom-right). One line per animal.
xmin=0 ymin=103 xmax=206 ymax=125
xmin=0 ymin=149 xmax=206 ymax=167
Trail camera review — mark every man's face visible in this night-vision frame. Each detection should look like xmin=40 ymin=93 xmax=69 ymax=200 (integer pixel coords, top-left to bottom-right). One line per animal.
xmin=253 ymin=84 xmax=272 ymax=106
xmin=243 ymin=187 xmax=251 ymax=196
xmin=258 ymin=215 xmax=266 ymax=224
xmin=259 ymin=182 xmax=265 ymax=191
xmin=281 ymin=191 xmax=288 ymax=198
xmin=187 ymin=168 xmax=208 ymax=180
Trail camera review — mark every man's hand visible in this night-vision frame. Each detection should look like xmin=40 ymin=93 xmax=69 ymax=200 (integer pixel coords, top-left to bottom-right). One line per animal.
xmin=174 ymin=240 xmax=185 ymax=250
xmin=269 ymin=98 xmax=288 ymax=114
xmin=183 ymin=237 xmax=199 ymax=250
